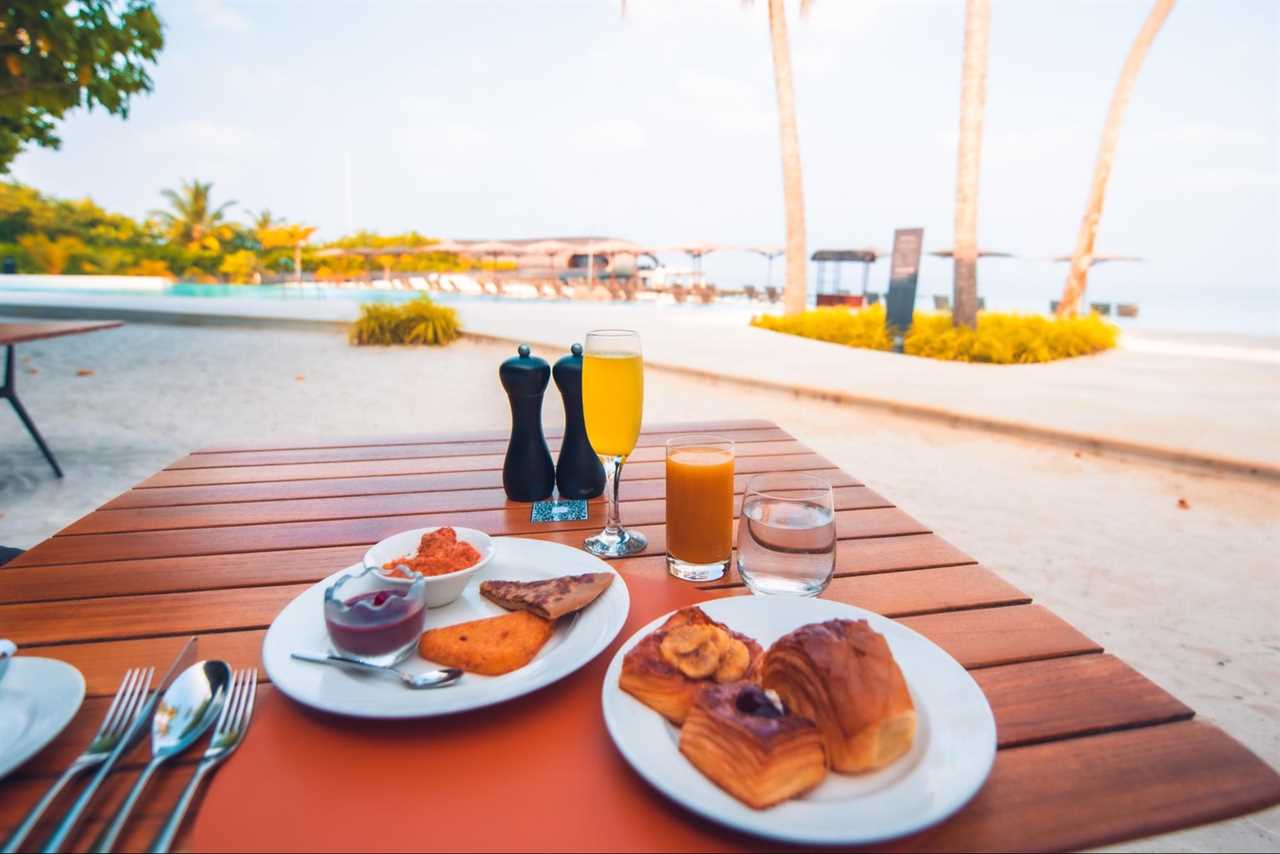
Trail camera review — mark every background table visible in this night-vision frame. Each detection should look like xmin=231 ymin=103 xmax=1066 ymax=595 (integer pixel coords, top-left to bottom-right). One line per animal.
xmin=1 ymin=419 xmax=1276 ymax=851
xmin=1 ymin=321 xmax=123 ymax=477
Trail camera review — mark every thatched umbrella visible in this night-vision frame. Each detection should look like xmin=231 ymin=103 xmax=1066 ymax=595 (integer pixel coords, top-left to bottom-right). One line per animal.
xmin=1050 ymin=253 xmax=1145 ymax=266
xmin=522 ymin=239 xmax=580 ymax=273
xmin=462 ymin=240 xmax=524 ymax=273
xmin=662 ymin=241 xmax=728 ymax=285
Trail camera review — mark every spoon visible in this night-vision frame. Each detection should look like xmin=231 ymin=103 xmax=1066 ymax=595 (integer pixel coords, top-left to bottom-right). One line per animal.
xmin=291 ymin=651 xmax=462 ymax=689
xmin=92 ymin=660 xmax=232 ymax=853
xmin=0 ymin=640 xmax=15 ymax=689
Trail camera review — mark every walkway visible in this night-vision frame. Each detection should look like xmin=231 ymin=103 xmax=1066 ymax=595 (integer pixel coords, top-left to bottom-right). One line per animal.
xmin=2 ymin=289 xmax=1276 ymax=477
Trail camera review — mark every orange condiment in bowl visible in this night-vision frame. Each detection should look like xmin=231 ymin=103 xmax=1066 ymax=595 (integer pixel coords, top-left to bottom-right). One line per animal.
xmin=383 ymin=527 xmax=481 ymax=578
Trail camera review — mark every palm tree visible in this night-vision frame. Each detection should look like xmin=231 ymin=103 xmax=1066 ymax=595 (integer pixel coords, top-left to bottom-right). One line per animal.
xmin=150 ymin=179 xmax=236 ymax=251
xmin=1058 ymin=0 xmax=1175 ymax=316
xmin=259 ymin=223 xmax=318 ymax=283
xmin=951 ymin=0 xmax=990 ymax=329
xmin=249 ymin=209 xmax=282 ymax=235
xmin=767 ymin=0 xmax=808 ymax=315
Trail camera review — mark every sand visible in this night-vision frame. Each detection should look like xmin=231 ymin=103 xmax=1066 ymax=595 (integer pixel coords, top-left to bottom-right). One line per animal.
xmin=1 ymin=320 xmax=1276 ymax=851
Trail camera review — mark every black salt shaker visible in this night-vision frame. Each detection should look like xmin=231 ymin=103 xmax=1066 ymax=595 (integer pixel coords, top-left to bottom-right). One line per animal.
xmin=553 ymin=343 xmax=606 ymax=499
xmin=499 ymin=344 xmax=555 ymax=502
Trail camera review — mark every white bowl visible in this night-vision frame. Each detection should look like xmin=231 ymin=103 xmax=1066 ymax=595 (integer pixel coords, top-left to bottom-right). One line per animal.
xmin=363 ymin=527 xmax=494 ymax=608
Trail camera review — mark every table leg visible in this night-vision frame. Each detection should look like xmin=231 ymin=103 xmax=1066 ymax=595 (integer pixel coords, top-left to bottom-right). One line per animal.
xmin=2 ymin=344 xmax=63 ymax=478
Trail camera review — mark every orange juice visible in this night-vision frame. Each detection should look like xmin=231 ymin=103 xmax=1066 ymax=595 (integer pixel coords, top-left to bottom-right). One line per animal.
xmin=666 ymin=441 xmax=735 ymax=575
xmin=583 ymin=352 xmax=643 ymax=458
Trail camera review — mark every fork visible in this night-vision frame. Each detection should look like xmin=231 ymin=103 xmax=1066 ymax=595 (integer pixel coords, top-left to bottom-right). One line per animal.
xmin=147 ymin=668 xmax=258 ymax=854
xmin=1 ymin=668 xmax=154 ymax=854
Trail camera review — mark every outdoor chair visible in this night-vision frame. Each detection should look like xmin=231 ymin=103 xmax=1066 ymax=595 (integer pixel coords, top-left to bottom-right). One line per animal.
xmin=933 ymin=295 xmax=951 ymax=310
xmin=743 ymin=285 xmax=758 ymax=301
xmin=0 ymin=546 xmax=22 ymax=567
xmin=672 ymin=285 xmax=688 ymax=304
xmin=1050 ymin=300 xmax=1061 ymax=313
xmin=977 ymin=297 xmax=986 ymax=310
xmin=866 ymin=293 xmax=881 ymax=305
xmin=1117 ymin=303 xmax=1139 ymax=318
xmin=765 ymin=286 xmax=779 ymax=303
xmin=699 ymin=286 xmax=716 ymax=305
xmin=1090 ymin=302 xmax=1113 ymax=316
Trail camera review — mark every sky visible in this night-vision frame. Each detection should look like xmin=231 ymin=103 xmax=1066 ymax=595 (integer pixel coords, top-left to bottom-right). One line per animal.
xmin=9 ymin=0 xmax=1279 ymax=318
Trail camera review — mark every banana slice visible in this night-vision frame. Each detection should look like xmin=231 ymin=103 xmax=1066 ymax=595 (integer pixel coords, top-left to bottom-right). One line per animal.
xmin=714 ymin=639 xmax=750 ymax=682
xmin=661 ymin=625 xmax=716 ymax=657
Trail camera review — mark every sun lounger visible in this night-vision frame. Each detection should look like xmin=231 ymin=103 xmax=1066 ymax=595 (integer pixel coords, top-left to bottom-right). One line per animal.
xmin=1117 ymin=303 xmax=1139 ymax=318
xmin=409 ymin=276 xmax=431 ymax=291
xmin=1090 ymin=302 xmax=1112 ymax=316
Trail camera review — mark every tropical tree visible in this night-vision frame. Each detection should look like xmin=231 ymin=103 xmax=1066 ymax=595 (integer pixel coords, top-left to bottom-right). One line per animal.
xmin=258 ymin=222 xmax=317 ymax=283
xmin=249 ymin=209 xmax=281 ymax=236
xmin=150 ymin=179 xmax=236 ymax=251
xmin=1058 ymin=0 xmax=1175 ymax=316
xmin=0 ymin=0 xmax=164 ymax=172
xmin=17 ymin=233 xmax=84 ymax=273
xmin=951 ymin=0 xmax=990 ymax=329
xmin=766 ymin=0 xmax=808 ymax=315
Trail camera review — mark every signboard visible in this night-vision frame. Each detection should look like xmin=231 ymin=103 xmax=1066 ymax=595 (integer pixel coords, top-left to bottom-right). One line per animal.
xmin=885 ymin=227 xmax=923 ymax=338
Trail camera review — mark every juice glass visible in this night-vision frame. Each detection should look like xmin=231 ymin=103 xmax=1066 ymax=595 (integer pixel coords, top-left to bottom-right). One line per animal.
xmin=665 ymin=436 xmax=735 ymax=581
xmin=582 ymin=329 xmax=647 ymax=557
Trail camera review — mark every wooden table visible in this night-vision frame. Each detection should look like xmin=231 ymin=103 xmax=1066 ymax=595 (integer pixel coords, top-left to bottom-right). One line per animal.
xmin=0 ymin=321 xmax=123 ymax=478
xmin=1 ymin=419 xmax=1276 ymax=851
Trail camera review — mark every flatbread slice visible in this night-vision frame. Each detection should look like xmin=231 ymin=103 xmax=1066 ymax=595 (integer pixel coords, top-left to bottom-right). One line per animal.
xmin=479 ymin=572 xmax=614 ymax=621
xmin=418 ymin=611 xmax=554 ymax=676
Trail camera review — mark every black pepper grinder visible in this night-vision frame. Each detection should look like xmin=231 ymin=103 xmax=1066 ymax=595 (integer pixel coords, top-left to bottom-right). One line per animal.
xmin=499 ymin=344 xmax=555 ymax=502
xmin=553 ymin=343 xmax=606 ymax=499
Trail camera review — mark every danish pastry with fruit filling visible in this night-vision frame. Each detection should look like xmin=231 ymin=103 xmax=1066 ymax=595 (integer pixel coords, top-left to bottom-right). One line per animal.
xmin=679 ymin=682 xmax=827 ymax=810
xmin=762 ymin=619 xmax=916 ymax=773
xmin=619 ymin=606 xmax=763 ymax=724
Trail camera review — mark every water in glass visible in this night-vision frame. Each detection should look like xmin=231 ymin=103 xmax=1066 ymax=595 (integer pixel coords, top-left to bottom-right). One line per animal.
xmin=737 ymin=475 xmax=836 ymax=596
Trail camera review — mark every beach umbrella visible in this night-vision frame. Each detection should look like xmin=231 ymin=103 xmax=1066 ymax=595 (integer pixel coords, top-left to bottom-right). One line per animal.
xmin=745 ymin=245 xmax=784 ymax=287
xmin=660 ymin=241 xmax=729 ymax=284
xmin=462 ymin=240 xmax=524 ymax=273
xmin=521 ymin=239 xmax=581 ymax=272
xmin=928 ymin=247 xmax=1016 ymax=259
xmin=1050 ymin=253 xmax=1146 ymax=266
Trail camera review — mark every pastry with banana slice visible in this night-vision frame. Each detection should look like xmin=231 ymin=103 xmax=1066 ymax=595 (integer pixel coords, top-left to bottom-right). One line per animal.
xmin=619 ymin=606 xmax=763 ymax=724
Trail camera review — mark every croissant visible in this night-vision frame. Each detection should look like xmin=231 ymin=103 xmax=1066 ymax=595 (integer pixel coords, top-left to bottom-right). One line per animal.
xmin=679 ymin=682 xmax=827 ymax=810
xmin=620 ymin=606 xmax=764 ymax=724
xmin=761 ymin=619 xmax=916 ymax=773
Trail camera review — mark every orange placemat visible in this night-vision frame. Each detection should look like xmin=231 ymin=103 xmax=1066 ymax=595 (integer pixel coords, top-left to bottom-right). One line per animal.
xmin=190 ymin=573 xmax=750 ymax=852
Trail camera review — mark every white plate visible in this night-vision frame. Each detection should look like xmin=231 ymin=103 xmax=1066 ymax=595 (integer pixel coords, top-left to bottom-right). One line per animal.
xmin=601 ymin=596 xmax=995 ymax=846
xmin=264 ymin=537 xmax=629 ymax=718
xmin=0 ymin=658 xmax=85 ymax=781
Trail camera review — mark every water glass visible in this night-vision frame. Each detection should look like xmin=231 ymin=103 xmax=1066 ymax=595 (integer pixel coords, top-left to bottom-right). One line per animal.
xmin=736 ymin=473 xmax=836 ymax=596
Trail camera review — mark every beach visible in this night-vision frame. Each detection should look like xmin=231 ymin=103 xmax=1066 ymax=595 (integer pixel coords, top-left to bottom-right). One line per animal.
xmin=1 ymin=319 xmax=1276 ymax=851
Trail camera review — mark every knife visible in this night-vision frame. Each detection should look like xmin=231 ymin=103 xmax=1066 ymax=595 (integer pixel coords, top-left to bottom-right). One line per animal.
xmin=41 ymin=637 xmax=199 ymax=854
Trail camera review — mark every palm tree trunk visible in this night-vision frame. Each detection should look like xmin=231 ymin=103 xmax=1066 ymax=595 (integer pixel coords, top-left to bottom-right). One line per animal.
xmin=767 ymin=0 xmax=808 ymax=316
xmin=951 ymin=0 xmax=991 ymax=329
xmin=1058 ymin=0 xmax=1175 ymax=317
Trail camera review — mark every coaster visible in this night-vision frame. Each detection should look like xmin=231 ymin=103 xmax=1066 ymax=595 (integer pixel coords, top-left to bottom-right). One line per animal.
xmin=530 ymin=499 xmax=588 ymax=523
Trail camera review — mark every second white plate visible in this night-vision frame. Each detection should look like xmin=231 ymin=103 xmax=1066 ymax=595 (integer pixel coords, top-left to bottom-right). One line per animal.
xmin=264 ymin=536 xmax=629 ymax=718
xmin=0 ymin=657 xmax=85 ymax=782
xmin=601 ymin=596 xmax=995 ymax=846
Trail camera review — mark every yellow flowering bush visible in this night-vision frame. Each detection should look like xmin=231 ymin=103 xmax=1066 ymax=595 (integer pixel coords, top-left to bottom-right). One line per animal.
xmin=349 ymin=296 xmax=461 ymax=346
xmin=750 ymin=304 xmax=1118 ymax=364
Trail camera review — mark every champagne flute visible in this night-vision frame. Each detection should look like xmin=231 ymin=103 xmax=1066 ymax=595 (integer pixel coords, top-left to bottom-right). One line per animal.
xmin=581 ymin=329 xmax=647 ymax=557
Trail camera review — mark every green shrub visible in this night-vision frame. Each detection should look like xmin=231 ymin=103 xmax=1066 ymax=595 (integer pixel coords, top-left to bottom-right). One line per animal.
xmin=348 ymin=296 xmax=461 ymax=346
xmin=751 ymin=303 xmax=1117 ymax=364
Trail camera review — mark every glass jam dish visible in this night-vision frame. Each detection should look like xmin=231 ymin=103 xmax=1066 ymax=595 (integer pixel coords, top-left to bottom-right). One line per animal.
xmin=323 ymin=566 xmax=428 ymax=667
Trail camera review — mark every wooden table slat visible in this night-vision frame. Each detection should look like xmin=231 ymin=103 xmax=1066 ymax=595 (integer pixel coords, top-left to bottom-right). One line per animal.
xmin=65 ymin=480 xmax=888 ymax=537
xmin=887 ymin=720 xmax=1280 ymax=853
xmin=0 ymin=321 xmax=122 ymax=346
xmin=191 ymin=418 xmax=779 ymax=455
xmin=172 ymin=427 xmax=796 ymax=470
xmin=0 ymin=531 xmax=975 ymax=606
xmin=140 ymin=440 xmax=817 ymax=489
xmin=12 ymin=502 xmax=927 ymax=568
xmin=105 ymin=455 xmax=851 ymax=509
